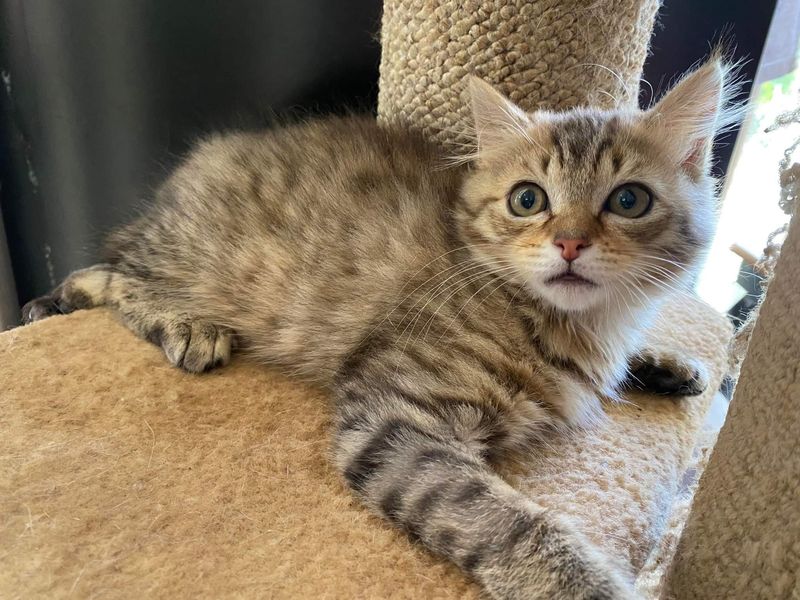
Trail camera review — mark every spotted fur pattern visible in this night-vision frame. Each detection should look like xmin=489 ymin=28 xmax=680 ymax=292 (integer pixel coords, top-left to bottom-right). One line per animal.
xmin=22 ymin=59 xmax=738 ymax=598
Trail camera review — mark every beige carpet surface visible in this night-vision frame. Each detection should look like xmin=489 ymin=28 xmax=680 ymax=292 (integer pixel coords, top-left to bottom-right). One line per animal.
xmin=0 ymin=310 xmax=478 ymax=599
xmin=1 ymin=293 xmax=730 ymax=598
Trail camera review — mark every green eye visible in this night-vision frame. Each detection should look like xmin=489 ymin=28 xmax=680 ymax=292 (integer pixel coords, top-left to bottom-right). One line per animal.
xmin=606 ymin=184 xmax=652 ymax=218
xmin=508 ymin=183 xmax=548 ymax=217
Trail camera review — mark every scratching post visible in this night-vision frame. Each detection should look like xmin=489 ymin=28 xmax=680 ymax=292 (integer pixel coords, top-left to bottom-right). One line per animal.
xmin=1 ymin=0 xmax=733 ymax=597
xmin=378 ymin=0 xmax=660 ymax=148
xmin=664 ymin=210 xmax=800 ymax=599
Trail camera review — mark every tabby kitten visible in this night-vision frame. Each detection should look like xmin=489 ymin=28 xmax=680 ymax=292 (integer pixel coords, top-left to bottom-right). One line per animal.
xmin=23 ymin=58 xmax=736 ymax=599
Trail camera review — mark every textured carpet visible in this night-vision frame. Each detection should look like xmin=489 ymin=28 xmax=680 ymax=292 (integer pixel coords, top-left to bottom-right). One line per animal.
xmin=0 ymin=293 xmax=730 ymax=598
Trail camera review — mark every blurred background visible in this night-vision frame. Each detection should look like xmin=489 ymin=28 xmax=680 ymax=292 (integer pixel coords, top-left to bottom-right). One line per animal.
xmin=0 ymin=0 xmax=791 ymax=330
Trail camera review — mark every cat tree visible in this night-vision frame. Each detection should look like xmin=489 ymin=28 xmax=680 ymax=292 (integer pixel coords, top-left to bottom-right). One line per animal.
xmin=0 ymin=0 xmax=741 ymax=597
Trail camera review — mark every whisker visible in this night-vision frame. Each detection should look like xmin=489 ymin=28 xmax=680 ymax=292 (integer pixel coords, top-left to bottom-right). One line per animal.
xmin=435 ymin=271 xmax=516 ymax=343
xmin=625 ymin=264 xmax=694 ymax=297
xmin=447 ymin=276 xmax=513 ymax=343
xmin=501 ymin=284 xmax=524 ymax=319
xmin=361 ymin=244 xmax=511 ymax=341
xmin=394 ymin=261 xmax=505 ymax=342
xmin=396 ymin=260 xmax=514 ymax=346
xmin=412 ymin=265 xmax=519 ymax=347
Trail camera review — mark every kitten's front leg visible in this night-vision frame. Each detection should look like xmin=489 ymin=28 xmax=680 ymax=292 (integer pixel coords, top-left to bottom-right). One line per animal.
xmin=22 ymin=265 xmax=234 ymax=374
xmin=624 ymin=350 xmax=709 ymax=396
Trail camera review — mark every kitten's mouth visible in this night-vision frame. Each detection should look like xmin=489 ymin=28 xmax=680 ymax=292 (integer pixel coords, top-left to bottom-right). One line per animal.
xmin=545 ymin=272 xmax=596 ymax=287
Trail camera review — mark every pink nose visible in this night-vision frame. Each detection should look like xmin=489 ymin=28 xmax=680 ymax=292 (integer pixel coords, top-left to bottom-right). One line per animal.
xmin=554 ymin=237 xmax=590 ymax=262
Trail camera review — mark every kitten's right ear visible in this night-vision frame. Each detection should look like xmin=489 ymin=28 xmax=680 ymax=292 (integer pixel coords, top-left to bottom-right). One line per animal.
xmin=468 ymin=76 xmax=531 ymax=153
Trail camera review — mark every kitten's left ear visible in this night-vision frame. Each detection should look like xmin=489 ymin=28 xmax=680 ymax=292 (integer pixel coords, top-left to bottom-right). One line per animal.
xmin=468 ymin=76 xmax=531 ymax=153
xmin=646 ymin=58 xmax=741 ymax=179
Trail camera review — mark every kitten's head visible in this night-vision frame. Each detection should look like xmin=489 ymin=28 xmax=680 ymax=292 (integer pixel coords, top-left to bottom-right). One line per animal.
xmin=457 ymin=58 xmax=742 ymax=314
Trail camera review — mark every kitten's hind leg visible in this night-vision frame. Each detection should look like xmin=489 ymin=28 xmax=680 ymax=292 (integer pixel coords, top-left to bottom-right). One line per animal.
xmin=22 ymin=264 xmax=113 ymax=323
xmin=22 ymin=265 xmax=233 ymax=373
xmin=334 ymin=370 xmax=635 ymax=599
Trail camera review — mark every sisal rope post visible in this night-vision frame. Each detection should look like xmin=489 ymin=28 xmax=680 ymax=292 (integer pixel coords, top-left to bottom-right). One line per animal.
xmin=664 ymin=216 xmax=800 ymax=598
xmin=378 ymin=0 xmax=660 ymax=150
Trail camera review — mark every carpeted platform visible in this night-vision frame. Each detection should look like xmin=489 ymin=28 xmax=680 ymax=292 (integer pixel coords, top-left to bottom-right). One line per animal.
xmin=0 ymin=292 xmax=730 ymax=598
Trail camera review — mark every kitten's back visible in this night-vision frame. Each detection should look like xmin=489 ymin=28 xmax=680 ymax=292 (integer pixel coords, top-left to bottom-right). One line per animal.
xmin=104 ymin=115 xmax=462 ymax=382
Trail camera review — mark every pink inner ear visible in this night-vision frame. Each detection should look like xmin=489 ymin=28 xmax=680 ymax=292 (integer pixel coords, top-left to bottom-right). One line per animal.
xmin=682 ymin=137 xmax=710 ymax=175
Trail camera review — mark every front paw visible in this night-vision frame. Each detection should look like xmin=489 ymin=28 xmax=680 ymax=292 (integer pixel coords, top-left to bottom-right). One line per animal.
xmin=626 ymin=353 xmax=709 ymax=396
xmin=145 ymin=319 xmax=233 ymax=374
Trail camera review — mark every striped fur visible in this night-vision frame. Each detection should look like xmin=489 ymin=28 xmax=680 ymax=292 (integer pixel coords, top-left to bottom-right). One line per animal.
xmin=22 ymin=59 xmax=737 ymax=598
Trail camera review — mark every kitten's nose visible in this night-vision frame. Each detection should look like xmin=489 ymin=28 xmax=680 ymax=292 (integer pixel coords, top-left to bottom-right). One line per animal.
xmin=554 ymin=237 xmax=591 ymax=262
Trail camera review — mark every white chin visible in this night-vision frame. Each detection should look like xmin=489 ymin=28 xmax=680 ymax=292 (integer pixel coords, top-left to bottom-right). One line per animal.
xmin=531 ymin=280 xmax=605 ymax=312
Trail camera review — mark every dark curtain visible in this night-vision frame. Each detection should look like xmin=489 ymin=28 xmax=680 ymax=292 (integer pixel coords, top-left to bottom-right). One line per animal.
xmin=0 ymin=0 xmax=776 ymax=312
xmin=0 ymin=0 xmax=383 ymax=310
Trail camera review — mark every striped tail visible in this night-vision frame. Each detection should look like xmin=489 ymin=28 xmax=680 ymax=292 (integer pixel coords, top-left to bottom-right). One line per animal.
xmin=333 ymin=383 xmax=635 ymax=600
